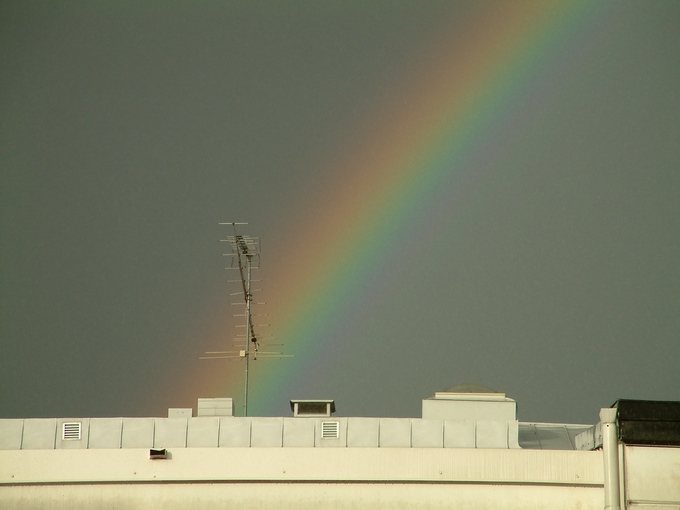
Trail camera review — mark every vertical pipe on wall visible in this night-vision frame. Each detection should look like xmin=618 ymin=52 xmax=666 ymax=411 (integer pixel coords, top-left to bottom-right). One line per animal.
xmin=600 ymin=407 xmax=621 ymax=510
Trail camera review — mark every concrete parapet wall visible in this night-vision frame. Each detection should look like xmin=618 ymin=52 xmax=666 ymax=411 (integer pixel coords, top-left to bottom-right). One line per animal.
xmin=0 ymin=417 xmax=521 ymax=450
xmin=0 ymin=447 xmax=603 ymax=485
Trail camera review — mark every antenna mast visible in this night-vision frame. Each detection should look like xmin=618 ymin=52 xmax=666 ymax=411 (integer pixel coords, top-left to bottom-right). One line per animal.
xmin=200 ymin=222 xmax=290 ymax=416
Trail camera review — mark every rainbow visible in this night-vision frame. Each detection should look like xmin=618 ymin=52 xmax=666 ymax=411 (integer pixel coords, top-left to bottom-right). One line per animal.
xmin=180 ymin=0 xmax=606 ymax=416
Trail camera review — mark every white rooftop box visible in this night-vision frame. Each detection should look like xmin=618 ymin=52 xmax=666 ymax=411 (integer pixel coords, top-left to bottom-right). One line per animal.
xmin=198 ymin=398 xmax=234 ymax=417
xmin=422 ymin=384 xmax=517 ymax=421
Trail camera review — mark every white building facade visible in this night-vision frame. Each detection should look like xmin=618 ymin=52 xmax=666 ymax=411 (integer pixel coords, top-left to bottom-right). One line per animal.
xmin=1 ymin=386 xmax=678 ymax=509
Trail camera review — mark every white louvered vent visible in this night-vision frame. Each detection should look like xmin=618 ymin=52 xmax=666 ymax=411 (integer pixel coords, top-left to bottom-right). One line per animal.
xmin=62 ymin=421 xmax=82 ymax=441
xmin=321 ymin=421 xmax=340 ymax=439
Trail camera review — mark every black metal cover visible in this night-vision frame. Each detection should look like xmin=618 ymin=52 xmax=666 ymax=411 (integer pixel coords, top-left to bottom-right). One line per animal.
xmin=614 ymin=399 xmax=680 ymax=446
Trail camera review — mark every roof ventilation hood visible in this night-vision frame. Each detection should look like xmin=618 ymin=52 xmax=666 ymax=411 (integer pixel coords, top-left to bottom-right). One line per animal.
xmin=290 ymin=400 xmax=336 ymax=417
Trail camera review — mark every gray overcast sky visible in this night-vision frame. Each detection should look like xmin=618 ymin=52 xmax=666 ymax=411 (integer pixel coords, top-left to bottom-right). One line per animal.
xmin=1 ymin=1 xmax=679 ymax=425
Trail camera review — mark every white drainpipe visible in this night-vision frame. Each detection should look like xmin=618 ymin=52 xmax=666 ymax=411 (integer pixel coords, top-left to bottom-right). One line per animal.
xmin=600 ymin=408 xmax=622 ymax=510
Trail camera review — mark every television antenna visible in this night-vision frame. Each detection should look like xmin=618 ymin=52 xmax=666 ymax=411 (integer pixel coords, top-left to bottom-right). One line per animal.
xmin=200 ymin=222 xmax=291 ymax=416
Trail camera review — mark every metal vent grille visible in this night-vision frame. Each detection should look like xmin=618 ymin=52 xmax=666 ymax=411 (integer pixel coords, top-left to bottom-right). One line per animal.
xmin=321 ymin=421 xmax=340 ymax=439
xmin=62 ymin=422 xmax=82 ymax=441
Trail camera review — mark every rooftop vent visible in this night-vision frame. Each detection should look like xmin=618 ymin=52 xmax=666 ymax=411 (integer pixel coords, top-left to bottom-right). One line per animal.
xmin=321 ymin=421 xmax=340 ymax=439
xmin=290 ymin=399 xmax=336 ymax=417
xmin=62 ymin=422 xmax=82 ymax=441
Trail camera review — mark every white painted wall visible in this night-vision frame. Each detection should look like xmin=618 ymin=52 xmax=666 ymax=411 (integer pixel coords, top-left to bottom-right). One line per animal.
xmin=624 ymin=445 xmax=680 ymax=508
xmin=0 ymin=482 xmax=605 ymax=510
xmin=0 ymin=447 xmax=603 ymax=484
xmin=2 ymin=433 xmax=678 ymax=509
xmin=0 ymin=446 xmax=604 ymax=509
